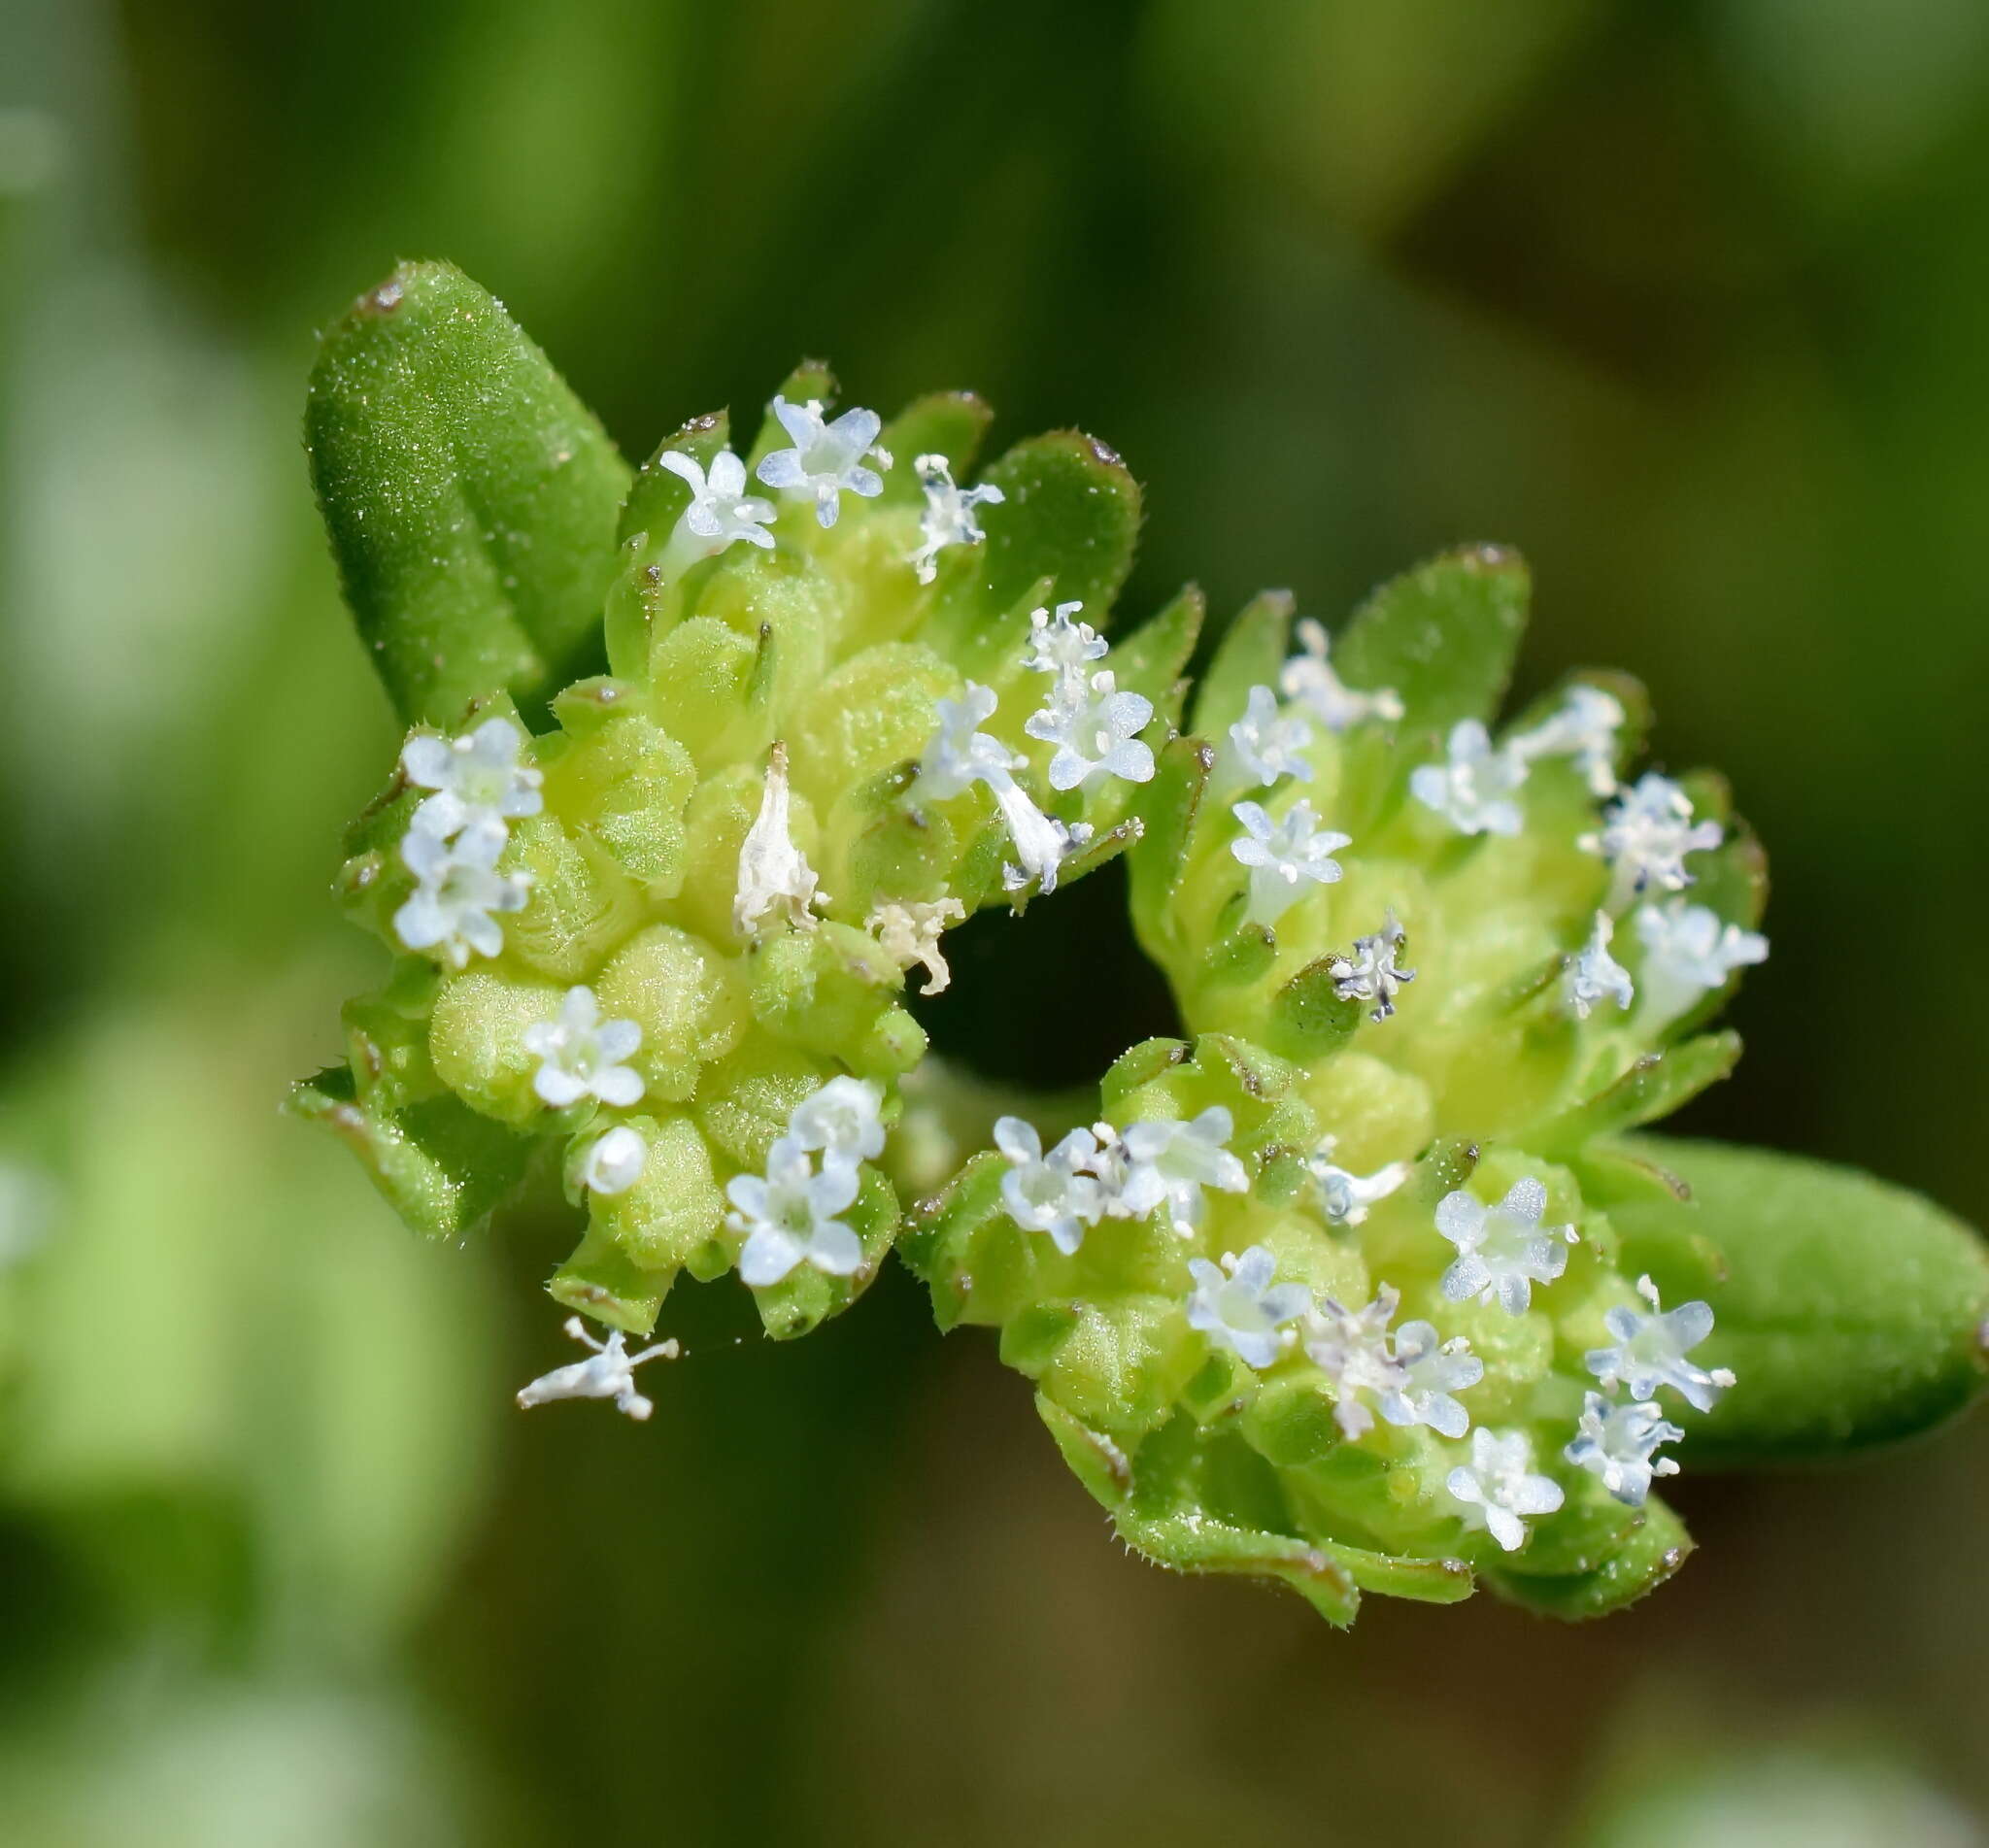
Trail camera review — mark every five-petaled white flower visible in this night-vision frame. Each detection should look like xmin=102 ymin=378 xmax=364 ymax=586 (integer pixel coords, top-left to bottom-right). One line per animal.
xmin=1434 ymin=1177 xmax=1578 ymax=1315
xmin=1025 ymin=669 xmax=1156 ymax=792
xmin=524 ymin=986 xmax=646 ymax=1109
xmin=1306 ymin=1138 xmax=1409 ymax=1227
xmin=994 ymin=779 xmax=1093 ymax=896
xmin=1409 ymin=720 xmax=1529 ymax=837
xmin=754 ymin=395 xmax=891 ymax=527
xmin=1509 ymin=684 xmax=1626 ymax=795
xmin=908 ymin=453 xmax=1003 ymax=583
xmin=1446 ymin=1427 xmax=1565 ymax=1552
xmin=401 ymin=716 xmax=543 ymax=851
xmin=788 ymin=1075 xmax=887 ymax=1167
xmin=912 ymin=683 xmax=1019 ymax=802
xmin=1188 ymin=1246 xmax=1311 ymax=1370
xmin=1386 ymin=1321 xmax=1484 ymax=1440
xmin=578 ymin=1125 xmax=647 ymax=1196
xmin=394 ymin=823 xmax=532 ymax=969
xmin=1634 ymin=897 xmax=1768 ymax=1026
xmin=1304 ymin=1289 xmax=1408 ymax=1437
xmin=866 ymin=897 xmax=965 ymax=995
xmin=1583 ymin=772 xmax=1722 ymax=904
xmin=657 ymin=447 xmax=776 ymax=557
xmin=734 ymin=742 xmax=826 ymax=940
xmin=1022 ymin=600 xmax=1108 ymax=684
xmin=1227 ymin=684 xmax=1315 ymax=788
xmin=1230 ymin=799 xmax=1352 ymax=926
xmin=725 ymin=1136 xmax=865 ymax=1286
xmin=1278 ymin=618 xmax=1404 ymax=732
xmin=994 ymin=1117 xmax=1105 ymax=1256
xmin=515 ymin=1316 xmax=680 ymax=1422
xmin=1330 ymin=910 xmax=1417 ymax=1022
xmin=1585 ymin=1273 xmax=1736 ymax=1412
xmin=1565 ymin=1392 xmax=1683 ymax=1506
xmin=1114 ymin=1107 xmax=1251 ymax=1234
xmin=1566 ymin=910 xmax=1635 ymax=1021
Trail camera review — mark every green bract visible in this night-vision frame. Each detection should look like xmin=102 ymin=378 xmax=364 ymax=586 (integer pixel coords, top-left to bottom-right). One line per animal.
xmin=296 ymin=260 xmax=1989 ymax=1626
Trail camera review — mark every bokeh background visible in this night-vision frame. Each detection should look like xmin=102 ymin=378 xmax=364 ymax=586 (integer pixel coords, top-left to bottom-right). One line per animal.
xmin=3 ymin=2 xmax=1987 ymax=1842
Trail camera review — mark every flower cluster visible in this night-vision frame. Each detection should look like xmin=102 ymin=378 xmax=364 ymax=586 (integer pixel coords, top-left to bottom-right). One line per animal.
xmin=906 ymin=546 xmax=1769 ymax=1622
xmin=304 ymin=364 xmax=1185 ymax=1366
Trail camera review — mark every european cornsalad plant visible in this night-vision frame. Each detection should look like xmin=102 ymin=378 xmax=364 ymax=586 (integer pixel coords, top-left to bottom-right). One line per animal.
xmin=296 ymin=262 xmax=1989 ymax=1624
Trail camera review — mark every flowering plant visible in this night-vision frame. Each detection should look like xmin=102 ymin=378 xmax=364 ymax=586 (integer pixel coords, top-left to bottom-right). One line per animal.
xmin=295 ymin=262 xmax=1988 ymax=1624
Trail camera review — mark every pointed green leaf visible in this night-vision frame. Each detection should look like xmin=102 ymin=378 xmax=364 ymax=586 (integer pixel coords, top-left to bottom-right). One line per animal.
xmin=1264 ymin=955 xmax=1366 ymax=1059
xmin=1191 ymin=589 xmax=1294 ymax=737
xmin=1127 ymin=735 xmax=1216 ymax=955
xmin=965 ymin=430 xmax=1142 ymax=624
xmin=1615 ymin=1136 xmax=1989 ymax=1462
xmin=1487 ymin=1495 xmax=1693 ymax=1620
xmin=1333 ymin=544 xmax=1530 ymax=731
xmin=878 ymin=390 xmax=994 ymax=505
xmin=1529 ymin=1032 xmax=1741 ymax=1153
xmin=1110 ymin=583 xmax=1205 ymax=710
xmin=306 ymin=260 xmax=632 ymax=726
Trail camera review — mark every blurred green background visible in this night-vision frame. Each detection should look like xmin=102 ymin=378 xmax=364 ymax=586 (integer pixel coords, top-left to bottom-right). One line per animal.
xmin=3 ymin=2 xmax=1986 ymax=1842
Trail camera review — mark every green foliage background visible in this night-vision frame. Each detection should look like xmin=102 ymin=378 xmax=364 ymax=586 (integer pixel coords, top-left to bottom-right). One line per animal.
xmin=3 ymin=2 xmax=1986 ymax=1841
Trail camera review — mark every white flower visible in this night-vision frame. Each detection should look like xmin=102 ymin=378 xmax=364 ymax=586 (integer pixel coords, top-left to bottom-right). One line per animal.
xmin=725 ymin=1136 xmax=864 ymax=1286
xmin=754 ymin=394 xmax=890 ymax=527
xmin=1227 ymin=684 xmax=1315 ymax=788
xmin=1305 ymin=1138 xmax=1409 ymax=1226
xmin=1434 ymin=1177 xmax=1578 ymax=1315
xmin=1585 ymin=1273 xmax=1736 ymax=1412
xmin=393 ymin=823 xmax=532 ymax=969
xmin=1383 ymin=1321 xmax=1484 ymax=1440
xmin=912 ymin=683 xmax=1020 ymax=802
xmin=734 ymin=742 xmax=826 ymax=940
xmin=1583 ymin=772 xmax=1722 ymax=904
xmin=1188 ymin=1246 xmax=1311 ymax=1370
xmin=578 ymin=1126 xmax=647 ymax=1196
xmin=1408 ymin=720 xmax=1529 ymax=836
xmin=788 ymin=1075 xmax=887 ymax=1166
xmin=1509 ymin=685 xmax=1626 ymax=795
xmin=909 ymin=453 xmax=1003 ymax=583
xmin=1022 ymin=600 xmax=1108 ymax=685
xmin=1113 ymin=1106 xmax=1251 ymax=1234
xmin=1329 ymin=909 xmax=1416 ymax=1022
xmin=1565 ymin=910 xmax=1635 ymax=1021
xmin=1303 ymin=1288 xmax=1408 ymax=1437
xmin=523 ymin=987 xmax=645 ymax=1109
xmin=1230 ymin=799 xmax=1351 ymax=926
xmin=1024 ymin=668 xmax=1156 ymax=792
xmin=657 ymin=448 xmax=775 ymax=557
xmin=1278 ymin=617 xmax=1404 ymax=731
xmin=994 ymin=778 xmax=1092 ymax=896
xmin=866 ymin=896 xmax=965 ymax=995
xmin=401 ymin=715 xmax=543 ymax=850
xmin=994 ymin=1118 xmax=1106 ymax=1256
xmin=1565 ymin=1392 xmax=1683 ymax=1506
xmin=1635 ymin=897 xmax=1768 ymax=1026
xmin=1446 ymin=1428 xmax=1565 ymax=1552
xmin=515 ymin=1316 xmax=679 ymax=1421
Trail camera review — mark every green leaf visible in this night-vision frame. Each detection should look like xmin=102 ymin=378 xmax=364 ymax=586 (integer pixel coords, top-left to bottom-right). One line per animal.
xmin=966 ymin=430 xmax=1142 ymax=624
xmin=1264 ymin=955 xmax=1365 ymax=1060
xmin=1528 ymin=1032 xmax=1741 ymax=1153
xmin=287 ymin=1065 xmax=534 ymax=1241
xmin=1614 ymin=1136 xmax=1989 ymax=1462
xmin=1333 ymin=544 xmax=1530 ymax=731
xmin=306 ymin=260 xmax=632 ymax=727
xmin=1110 ymin=583 xmax=1205 ymax=711
xmin=1190 ymin=588 xmax=1293 ymax=737
xmin=1127 ymin=735 xmax=1216 ymax=956
xmin=1487 ymin=1495 xmax=1693 ymax=1620
xmin=878 ymin=390 xmax=994 ymax=505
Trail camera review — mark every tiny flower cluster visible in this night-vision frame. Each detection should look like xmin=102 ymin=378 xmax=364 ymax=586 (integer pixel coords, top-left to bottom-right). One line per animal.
xmin=993 ymin=1105 xmax=1250 ymax=1251
xmin=725 ymin=1076 xmax=886 ymax=1288
xmin=393 ymin=716 xmax=541 ymax=968
xmin=912 ymin=598 xmax=1160 ymax=899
